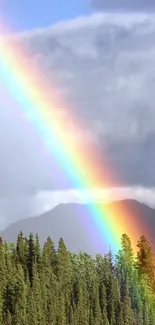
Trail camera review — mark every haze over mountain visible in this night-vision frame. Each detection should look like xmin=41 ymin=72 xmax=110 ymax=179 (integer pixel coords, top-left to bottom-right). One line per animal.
xmin=1 ymin=199 xmax=155 ymax=255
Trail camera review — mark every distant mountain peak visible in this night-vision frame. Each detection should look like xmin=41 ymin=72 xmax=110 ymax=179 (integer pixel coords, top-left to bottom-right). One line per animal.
xmin=0 ymin=199 xmax=155 ymax=254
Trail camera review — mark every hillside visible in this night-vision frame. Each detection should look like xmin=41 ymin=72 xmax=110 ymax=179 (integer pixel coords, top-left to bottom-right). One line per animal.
xmin=1 ymin=199 xmax=155 ymax=254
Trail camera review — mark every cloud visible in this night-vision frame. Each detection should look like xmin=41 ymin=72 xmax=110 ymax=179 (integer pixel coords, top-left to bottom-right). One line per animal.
xmin=33 ymin=187 xmax=155 ymax=213
xmin=15 ymin=13 xmax=155 ymax=188
xmin=90 ymin=0 xmax=155 ymax=12
xmin=0 ymin=195 xmax=35 ymax=230
xmin=1 ymin=186 xmax=155 ymax=230
xmin=1 ymin=13 xmax=155 ymax=225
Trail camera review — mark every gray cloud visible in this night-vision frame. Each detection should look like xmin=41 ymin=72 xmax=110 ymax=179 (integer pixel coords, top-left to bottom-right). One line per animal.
xmin=1 ymin=13 xmax=155 ymax=224
xmin=90 ymin=0 xmax=155 ymax=12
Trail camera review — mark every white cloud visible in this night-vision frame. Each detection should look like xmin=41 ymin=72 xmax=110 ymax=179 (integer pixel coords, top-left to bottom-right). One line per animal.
xmin=33 ymin=186 xmax=155 ymax=216
xmin=1 ymin=186 xmax=155 ymax=231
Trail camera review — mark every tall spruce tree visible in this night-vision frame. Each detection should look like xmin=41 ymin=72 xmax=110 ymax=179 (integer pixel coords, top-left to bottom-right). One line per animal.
xmin=27 ymin=233 xmax=36 ymax=286
xmin=137 ymin=235 xmax=155 ymax=288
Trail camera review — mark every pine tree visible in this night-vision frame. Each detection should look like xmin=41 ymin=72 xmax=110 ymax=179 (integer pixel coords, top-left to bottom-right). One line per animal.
xmin=122 ymin=293 xmax=134 ymax=324
xmin=32 ymin=263 xmax=46 ymax=325
xmin=99 ymin=284 xmax=109 ymax=325
xmin=57 ymin=238 xmax=73 ymax=322
xmin=16 ymin=231 xmax=25 ymax=263
xmin=27 ymin=233 xmax=36 ymax=286
xmin=116 ymin=302 xmax=124 ymax=325
xmin=75 ymin=279 xmax=89 ymax=325
xmin=116 ymin=234 xmax=135 ymax=299
xmin=35 ymin=233 xmax=42 ymax=272
xmin=57 ymin=292 xmax=66 ymax=325
xmin=27 ymin=290 xmax=37 ymax=325
xmin=3 ymin=242 xmax=16 ymax=319
xmin=45 ymin=270 xmax=58 ymax=325
xmin=11 ymin=264 xmax=27 ymax=325
xmin=0 ymin=289 xmax=3 ymax=325
xmin=91 ymin=281 xmax=103 ymax=325
xmin=43 ymin=236 xmax=56 ymax=268
xmin=137 ymin=235 xmax=155 ymax=288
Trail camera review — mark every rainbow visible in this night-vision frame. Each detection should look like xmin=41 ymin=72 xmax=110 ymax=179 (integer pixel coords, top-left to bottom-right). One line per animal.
xmin=0 ymin=24 xmax=145 ymax=255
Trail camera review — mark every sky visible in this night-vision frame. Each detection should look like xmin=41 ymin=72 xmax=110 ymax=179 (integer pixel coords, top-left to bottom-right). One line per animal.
xmin=1 ymin=0 xmax=91 ymax=32
xmin=0 ymin=0 xmax=155 ymax=229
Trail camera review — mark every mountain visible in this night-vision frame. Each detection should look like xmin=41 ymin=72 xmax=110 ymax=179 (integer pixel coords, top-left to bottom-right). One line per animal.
xmin=0 ymin=199 xmax=155 ymax=254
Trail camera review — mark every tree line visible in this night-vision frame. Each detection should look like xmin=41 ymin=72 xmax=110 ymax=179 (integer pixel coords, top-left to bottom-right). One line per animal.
xmin=0 ymin=231 xmax=155 ymax=324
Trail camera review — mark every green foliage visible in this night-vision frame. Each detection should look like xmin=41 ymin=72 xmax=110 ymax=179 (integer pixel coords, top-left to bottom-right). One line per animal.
xmin=137 ymin=235 xmax=155 ymax=287
xmin=0 ymin=232 xmax=154 ymax=324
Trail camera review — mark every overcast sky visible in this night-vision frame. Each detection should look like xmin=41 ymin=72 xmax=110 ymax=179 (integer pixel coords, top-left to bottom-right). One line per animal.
xmin=1 ymin=10 xmax=155 ymax=228
xmin=90 ymin=0 xmax=155 ymax=12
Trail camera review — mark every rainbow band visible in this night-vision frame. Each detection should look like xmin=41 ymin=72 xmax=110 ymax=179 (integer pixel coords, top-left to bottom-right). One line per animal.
xmin=0 ymin=28 xmax=143 ymax=254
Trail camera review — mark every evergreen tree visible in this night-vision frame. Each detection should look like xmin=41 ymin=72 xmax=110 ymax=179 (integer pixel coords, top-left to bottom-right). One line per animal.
xmin=0 ymin=231 xmax=154 ymax=324
xmin=12 ymin=264 xmax=27 ymax=325
xmin=27 ymin=233 xmax=36 ymax=286
xmin=32 ymin=263 xmax=46 ymax=325
xmin=0 ymin=290 xmax=3 ymax=325
xmin=57 ymin=238 xmax=73 ymax=322
xmin=42 ymin=236 xmax=57 ymax=274
xmin=137 ymin=235 xmax=155 ymax=288
xmin=76 ymin=279 xmax=89 ymax=325
xmin=35 ymin=233 xmax=42 ymax=272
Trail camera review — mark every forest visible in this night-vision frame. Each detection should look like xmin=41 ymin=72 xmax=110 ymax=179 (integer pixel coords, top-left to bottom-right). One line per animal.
xmin=0 ymin=231 xmax=155 ymax=324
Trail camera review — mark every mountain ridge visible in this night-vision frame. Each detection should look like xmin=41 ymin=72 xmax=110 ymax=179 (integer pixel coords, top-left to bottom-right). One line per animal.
xmin=1 ymin=199 xmax=155 ymax=254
